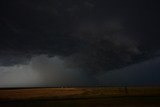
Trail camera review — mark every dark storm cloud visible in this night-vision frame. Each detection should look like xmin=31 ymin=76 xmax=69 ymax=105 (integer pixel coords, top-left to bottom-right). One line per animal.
xmin=1 ymin=55 xmax=160 ymax=87
xmin=0 ymin=0 xmax=159 ymax=65
xmin=68 ymin=19 xmax=142 ymax=74
xmin=0 ymin=0 xmax=159 ymax=54
xmin=0 ymin=55 xmax=97 ymax=87
xmin=0 ymin=0 xmax=160 ymax=87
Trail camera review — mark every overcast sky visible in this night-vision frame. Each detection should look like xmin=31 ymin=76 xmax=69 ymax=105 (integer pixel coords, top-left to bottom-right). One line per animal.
xmin=0 ymin=0 xmax=160 ymax=87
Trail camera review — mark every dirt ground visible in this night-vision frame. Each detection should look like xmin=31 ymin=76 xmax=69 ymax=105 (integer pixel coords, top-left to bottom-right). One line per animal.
xmin=0 ymin=87 xmax=160 ymax=107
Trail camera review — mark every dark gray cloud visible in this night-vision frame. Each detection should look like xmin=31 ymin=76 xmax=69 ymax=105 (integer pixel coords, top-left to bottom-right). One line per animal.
xmin=0 ymin=0 xmax=160 ymax=87
xmin=0 ymin=55 xmax=97 ymax=87
xmin=68 ymin=19 xmax=142 ymax=74
xmin=1 ymin=55 xmax=160 ymax=87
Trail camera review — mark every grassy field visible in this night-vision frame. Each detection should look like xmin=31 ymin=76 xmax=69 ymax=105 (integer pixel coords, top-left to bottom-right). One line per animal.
xmin=0 ymin=87 xmax=160 ymax=107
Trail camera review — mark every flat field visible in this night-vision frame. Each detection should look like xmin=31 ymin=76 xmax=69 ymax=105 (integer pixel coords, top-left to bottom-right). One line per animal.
xmin=0 ymin=87 xmax=160 ymax=107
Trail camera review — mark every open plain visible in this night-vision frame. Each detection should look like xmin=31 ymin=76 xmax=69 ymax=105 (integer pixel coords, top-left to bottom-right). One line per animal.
xmin=0 ymin=87 xmax=160 ymax=107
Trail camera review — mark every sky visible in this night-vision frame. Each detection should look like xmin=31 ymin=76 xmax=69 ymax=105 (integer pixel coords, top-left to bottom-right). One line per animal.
xmin=0 ymin=0 xmax=160 ymax=87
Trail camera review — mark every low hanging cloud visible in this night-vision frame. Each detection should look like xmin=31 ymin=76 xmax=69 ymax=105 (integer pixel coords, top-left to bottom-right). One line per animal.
xmin=1 ymin=55 xmax=160 ymax=87
xmin=69 ymin=19 xmax=142 ymax=74
xmin=0 ymin=55 xmax=97 ymax=87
